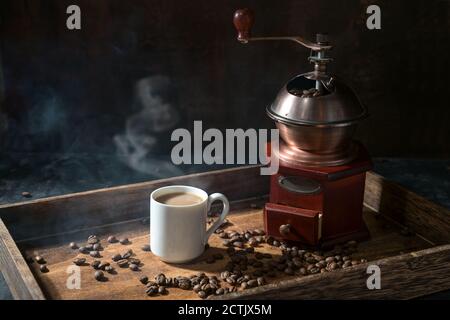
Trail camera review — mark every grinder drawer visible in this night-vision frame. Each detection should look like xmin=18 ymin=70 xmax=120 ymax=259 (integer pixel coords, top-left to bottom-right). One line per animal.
xmin=264 ymin=202 xmax=322 ymax=245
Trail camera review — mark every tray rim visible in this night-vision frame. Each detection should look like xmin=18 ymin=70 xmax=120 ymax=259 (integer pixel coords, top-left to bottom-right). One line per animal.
xmin=1 ymin=165 xmax=449 ymax=300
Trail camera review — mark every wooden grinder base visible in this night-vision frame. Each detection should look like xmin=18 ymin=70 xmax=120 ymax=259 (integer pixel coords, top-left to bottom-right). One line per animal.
xmin=265 ymin=142 xmax=373 ymax=247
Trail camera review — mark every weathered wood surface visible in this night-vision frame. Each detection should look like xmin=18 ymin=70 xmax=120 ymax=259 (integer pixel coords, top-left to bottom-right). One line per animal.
xmin=17 ymin=206 xmax=431 ymax=300
xmin=0 ymin=218 xmax=45 ymax=300
xmin=364 ymin=172 xmax=450 ymax=245
xmin=0 ymin=166 xmax=269 ymax=241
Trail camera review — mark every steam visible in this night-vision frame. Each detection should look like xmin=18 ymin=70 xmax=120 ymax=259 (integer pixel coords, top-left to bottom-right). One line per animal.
xmin=114 ymin=76 xmax=183 ymax=178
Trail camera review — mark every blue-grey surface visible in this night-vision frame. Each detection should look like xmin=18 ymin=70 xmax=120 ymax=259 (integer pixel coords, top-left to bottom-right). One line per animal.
xmin=0 ymin=155 xmax=449 ymax=300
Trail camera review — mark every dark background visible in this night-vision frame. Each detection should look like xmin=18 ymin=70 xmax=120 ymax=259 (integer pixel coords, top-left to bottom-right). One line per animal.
xmin=0 ymin=0 xmax=449 ymax=163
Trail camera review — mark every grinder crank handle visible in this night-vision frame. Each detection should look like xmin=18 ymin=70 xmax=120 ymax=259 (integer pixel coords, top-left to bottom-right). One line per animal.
xmin=233 ymin=8 xmax=332 ymax=51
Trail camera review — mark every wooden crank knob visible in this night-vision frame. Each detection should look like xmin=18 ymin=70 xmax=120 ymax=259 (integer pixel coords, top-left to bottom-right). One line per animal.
xmin=233 ymin=8 xmax=254 ymax=43
xmin=279 ymin=224 xmax=291 ymax=236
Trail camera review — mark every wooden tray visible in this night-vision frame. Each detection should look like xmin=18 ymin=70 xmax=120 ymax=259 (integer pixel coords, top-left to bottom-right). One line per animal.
xmin=1 ymin=166 xmax=450 ymax=300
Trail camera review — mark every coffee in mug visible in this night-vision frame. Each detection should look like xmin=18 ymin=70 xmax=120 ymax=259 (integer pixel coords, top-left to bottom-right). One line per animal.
xmin=150 ymin=185 xmax=229 ymax=264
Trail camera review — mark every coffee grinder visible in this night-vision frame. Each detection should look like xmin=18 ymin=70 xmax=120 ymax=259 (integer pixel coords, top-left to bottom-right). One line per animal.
xmin=233 ymin=9 xmax=372 ymax=247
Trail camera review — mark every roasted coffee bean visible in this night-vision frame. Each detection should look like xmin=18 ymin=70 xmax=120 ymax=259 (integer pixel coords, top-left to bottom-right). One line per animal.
xmin=111 ymin=253 xmax=122 ymax=262
xmin=21 ymin=191 xmax=32 ymax=198
xmin=213 ymin=253 xmax=224 ymax=260
xmin=117 ymin=259 xmax=129 ymax=268
xmin=104 ymin=266 xmax=114 ymax=273
xmin=119 ymin=238 xmax=129 ymax=245
xmin=91 ymin=260 xmax=101 ymax=269
xmin=146 ymin=286 xmax=158 ymax=296
xmin=92 ymin=243 xmax=101 ymax=251
xmin=87 ymin=235 xmax=99 ymax=244
xmin=193 ymin=284 xmax=202 ymax=293
xmin=328 ymin=262 xmax=338 ymax=270
xmin=254 ymin=229 xmax=265 ymax=236
xmin=325 ymin=256 xmax=335 ymax=263
xmin=220 ymin=271 xmax=230 ymax=280
xmin=360 ymin=258 xmax=367 ymax=263
xmin=89 ymin=251 xmax=100 ymax=258
xmin=248 ymin=238 xmax=258 ymax=247
xmin=215 ymin=228 xmax=224 ymax=234
xmin=129 ymin=263 xmax=139 ymax=271
xmin=299 ymin=267 xmax=307 ymax=275
xmin=107 ymin=235 xmax=118 ymax=243
xmin=343 ymin=261 xmax=352 ymax=268
xmin=272 ymin=240 xmax=280 ymax=247
xmin=222 ymin=239 xmax=232 ymax=247
xmin=198 ymin=291 xmax=207 ymax=299
xmin=158 ymin=286 xmax=168 ymax=295
xmin=40 ymin=265 xmax=49 ymax=273
xmin=84 ymin=244 xmax=94 ymax=251
xmin=99 ymin=262 xmax=110 ymax=270
xmin=206 ymin=256 xmax=215 ymax=264
xmin=233 ymin=241 xmax=244 ymax=248
xmin=178 ymin=280 xmax=191 ymax=290
xmin=342 ymin=256 xmax=351 ymax=262
xmin=73 ymin=258 xmax=86 ymax=266
xmin=141 ymin=244 xmax=151 ymax=252
xmin=94 ymin=270 xmax=104 ymax=281
xmin=215 ymin=288 xmax=225 ymax=295
xmin=69 ymin=242 xmax=78 ymax=250
xmin=122 ymin=249 xmax=133 ymax=259
xmin=155 ymin=273 xmax=166 ymax=285
xmin=219 ymin=232 xmax=228 ymax=239
xmin=129 ymin=258 xmax=141 ymax=265
xmin=35 ymin=256 xmax=46 ymax=264
xmin=257 ymin=277 xmax=266 ymax=286
xmin=309 ymin=267 xmax=320 ymax=274
xmin=247 ymin=279 xmax=258 ymax=288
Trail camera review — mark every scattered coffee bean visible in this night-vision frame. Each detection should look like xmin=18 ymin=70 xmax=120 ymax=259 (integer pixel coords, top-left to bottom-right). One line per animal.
xmin=158 ymin=286 xmax=168 ymax=295
xmin=73 ymin=258 xmax=86 ymax=266
xmin=92 ymin=243 xmax=101 ymax=251
xmin=122 ymin=249 xmax=133 ymax=259
xmin=129 ymin=263 xmax=139 ymax=271
xmin=117 ymin=259 xmax=129 ymax=268
xmin=119 ymin=238 xmax=129 ymax=245
xmin=129 ymin=258 xmax=141 ymax=265
xmin=35 ymin=256 xmax=46 ymax=264
xmin=78 ymin=246 xmax=87 ymax=254
xmin=198 ymin=291 xmax=207 ymax=299
xmin=215 ymin=288 xmax=225 ymax=295
xmin=99 ymin=262 xmax=110 ymax=270
xmin=104 ymin=266 xmax=114 ymax=273
xmin=40 ymin=265 xmax=49 ymax=273
xmin=94 ymin=270 xmax=104 ymax=281
xmin=139 ymin=276 xmax=149 ymax=284
xmin=87 ymin=235 xmax=99 ymax=244
xmin=141 ymin=244 xmax=151 ymax=252
xmin=89 ymin=251 xmax=100 ymax=258
xmin=69 ymin=242 xmax=78 ymax=250
xmin=107 ymin=235 xmax=118 ymax=243
xmin=111 ymin=253 xmax=122 ymax=262
xmin=21 ymin=191 xmax=32 ymax=198
xmin=91 ymin=260 xmax=101 ymax=269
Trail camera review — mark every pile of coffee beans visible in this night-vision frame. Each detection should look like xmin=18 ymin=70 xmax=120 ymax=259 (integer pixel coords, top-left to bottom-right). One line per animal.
xmin=289 ymin=87 xmax=322 ymax=98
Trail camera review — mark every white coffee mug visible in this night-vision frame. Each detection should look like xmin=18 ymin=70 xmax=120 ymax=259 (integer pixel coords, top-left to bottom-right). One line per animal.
xmin=150 ymin=185 xmax=230 ymax=264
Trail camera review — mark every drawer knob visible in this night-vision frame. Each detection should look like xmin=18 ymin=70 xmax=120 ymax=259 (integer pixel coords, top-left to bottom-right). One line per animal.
xmin=279 ymin=224 xmax=291 ymax=236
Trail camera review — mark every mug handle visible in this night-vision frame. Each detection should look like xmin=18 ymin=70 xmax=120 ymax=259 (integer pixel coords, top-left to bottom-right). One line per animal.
xmin=205 ymin=193 xmax=230 ymax=244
